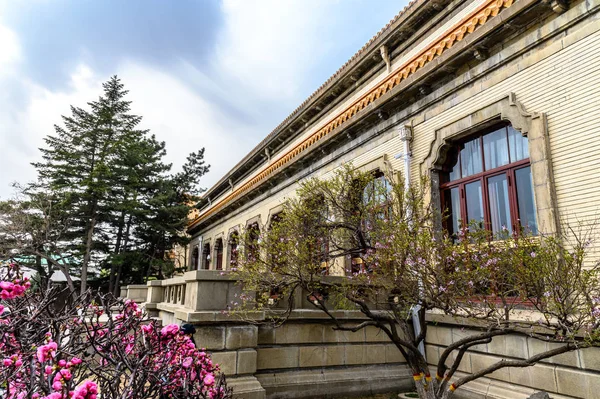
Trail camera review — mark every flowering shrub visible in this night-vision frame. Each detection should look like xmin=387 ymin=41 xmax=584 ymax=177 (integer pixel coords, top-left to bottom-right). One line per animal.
xmin=0 ymin=262 xmax=231 ymax=399
xmin=233 ymin=165 xmax=600 ymax=399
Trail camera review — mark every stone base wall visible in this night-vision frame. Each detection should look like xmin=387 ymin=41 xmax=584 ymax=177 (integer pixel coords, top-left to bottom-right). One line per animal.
xmin=187 ymin=316 xmax=413 ymax=399
xmin=256 ymin=320 xmax=413 ymax=398
xmin=426 ymin=323 xmax=600 ymax=399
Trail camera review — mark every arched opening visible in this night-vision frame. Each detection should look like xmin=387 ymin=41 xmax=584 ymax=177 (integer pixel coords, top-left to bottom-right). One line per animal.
xmin=214 ymin=238 xmax=224 ymax=270
xmin=228 ymin=231 xmax=239 ymax=269
xmin=246 ymin=223 xmax=260 ymax=262
xmin=201 ymin=243 xmax=211 ymax=270
xmin=191 ymin=246 xmax=199 ymax=271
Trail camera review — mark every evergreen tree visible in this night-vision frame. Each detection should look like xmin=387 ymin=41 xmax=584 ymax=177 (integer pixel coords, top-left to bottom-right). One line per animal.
xmin=27 ymin=75 xmax=210 ymax=294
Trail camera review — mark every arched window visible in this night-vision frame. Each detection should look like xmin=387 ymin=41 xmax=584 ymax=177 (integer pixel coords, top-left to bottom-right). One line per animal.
xmin=362 ymin=170 xmax=392 ymax=207
xmin=246 ymin=223 xmax=260 ymax=262
xmin=228 ymin=232 xmax=239 ymax=269
xmin=440 ymin=124 xmax=537 ymax=237
xmin=347 ymin=171 xmax=393 ymax=274
xmin=191 ymin=247 xmax=199 ymax=271
xmin=214 ymin=238 xmax=224 ymax=270
xmin=201 ymin=243 xmax=211 ymax=270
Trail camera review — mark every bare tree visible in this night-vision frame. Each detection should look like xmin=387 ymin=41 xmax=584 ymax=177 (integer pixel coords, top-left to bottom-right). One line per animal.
xmin=233 ymin=165 xmax=600 ymax=399
xmin=0 ymin=185 xmax=77 ymax=291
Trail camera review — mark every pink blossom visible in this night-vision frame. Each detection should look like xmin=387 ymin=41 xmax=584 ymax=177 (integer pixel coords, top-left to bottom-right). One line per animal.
xmin=204 ymin=373 xmax=215 ymax=386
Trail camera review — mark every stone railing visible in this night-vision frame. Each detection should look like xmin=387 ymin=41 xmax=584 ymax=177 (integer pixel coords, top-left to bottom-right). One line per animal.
xmin=124 ymin=284 xmax=148 ymax=303
xmin=144 ymin=270 xmax=247 ymax=316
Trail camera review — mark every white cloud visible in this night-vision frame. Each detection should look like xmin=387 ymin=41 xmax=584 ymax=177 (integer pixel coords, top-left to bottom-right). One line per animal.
xmin=0 ymin=56 xmax=261 ymax=198
xmin=0 ymin=64 xmax=105 ymax=197
xmin=216 ymin=0 xmax=338 ymax=100
xmin=0 ymin=0 xmax=397 ymax=198
xmin=117 ymin=61 xmax=257 ymax=188
xmin=0 ymin=23 xmax=20 ymax=72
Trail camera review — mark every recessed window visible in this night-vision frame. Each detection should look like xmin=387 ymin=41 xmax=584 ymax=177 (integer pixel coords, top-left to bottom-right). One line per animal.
xmin=246 ymin=223 xmax=260 ymax=262
xmin=441 ymin=125 xmax=537 ymax=237
xmin=214 ymin=238 xmax=224 ymax=270
xmin=191 ymin=247 xmax=199 ymax=271
xmin=228 ymin=232 xmax=239 ymax=269
xmin=201 ymin=243 xmax=211 ymax=270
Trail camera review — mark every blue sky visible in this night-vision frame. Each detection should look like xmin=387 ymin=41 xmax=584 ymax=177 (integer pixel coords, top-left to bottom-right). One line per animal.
xmin=0 ymin=0 xmax=408 ymax=197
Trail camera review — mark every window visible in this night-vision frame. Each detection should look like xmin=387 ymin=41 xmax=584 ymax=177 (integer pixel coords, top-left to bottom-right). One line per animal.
xmin=201 ymin=243 xmax=211 ymax=270
xmin=362 ymin=171 xmax=393 ymax=207
xmin=214 ymin=238 xmax=224 ymax=270
xmin=441 ymin=125 xmax=537 ymax=237
xmin=246 ymin=223 xmax=260 ymax=262
xmin=191 ymin=247 xmax=199 ymax=271
xmin=228 ymin=232 xmax=239 ymax=269
xmin=348 ymin=171 xmax=393 ymax=274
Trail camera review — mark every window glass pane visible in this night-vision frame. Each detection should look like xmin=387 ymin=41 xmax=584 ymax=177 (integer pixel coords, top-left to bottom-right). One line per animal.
xmin=461 ymin=138 xmax=483 ymax=178
xmin=465 ymin=181 xmax=484 ymax=228
xmin=483 ymin=128 xmax=509 ymax=170
xmin=443 ymin=187 xmax=461 ymax=236
xmin=515 ymin=166 xmax=538 ymax=235
xmin=488 ymin=174 xmax=512 ymax=236
xmin=508 ymin=126 xmax=529 ymax=162
xmin=449 ymin=153 xmax=461 ymax=181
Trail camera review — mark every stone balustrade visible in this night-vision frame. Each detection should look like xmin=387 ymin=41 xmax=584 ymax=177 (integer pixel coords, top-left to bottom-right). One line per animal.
xmin=125 ymin=284 xmax=148 ymax=303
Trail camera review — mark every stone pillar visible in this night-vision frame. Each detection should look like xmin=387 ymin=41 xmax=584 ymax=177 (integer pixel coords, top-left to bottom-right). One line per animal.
xmin=193 ymin=323 xmax=264 ymax=399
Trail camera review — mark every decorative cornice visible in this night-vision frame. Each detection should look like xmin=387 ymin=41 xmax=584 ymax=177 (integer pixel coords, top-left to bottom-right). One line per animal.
xmin=190 ymin=0 xmax=516 ymax=229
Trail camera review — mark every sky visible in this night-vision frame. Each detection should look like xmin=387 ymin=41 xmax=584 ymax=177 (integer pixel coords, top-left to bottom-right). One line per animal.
xmin=0 ymin=0 xmax=408 ymax=199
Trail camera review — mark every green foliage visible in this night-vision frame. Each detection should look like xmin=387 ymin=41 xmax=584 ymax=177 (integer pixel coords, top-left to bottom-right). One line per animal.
xmin=2 ymin=76 xmax=209 ymax=294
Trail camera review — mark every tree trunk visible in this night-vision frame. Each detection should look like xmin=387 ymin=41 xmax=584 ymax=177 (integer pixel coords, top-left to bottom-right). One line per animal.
xmin=109 ymin=210 xmax=127 ymax=295
xmin=81 ymin=209 xmax=97 ymax=295
xmin=113 ymin=213 xmax=134 ymax=297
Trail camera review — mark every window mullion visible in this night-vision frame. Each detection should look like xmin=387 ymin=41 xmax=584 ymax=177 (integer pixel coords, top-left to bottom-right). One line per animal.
xmin=481 ymin=176 xmax=490 ymax=232
xmin=460 ymin=183 xmax=467 ymax=229
xmin=507 ymin=167 xmax=520 ymax=232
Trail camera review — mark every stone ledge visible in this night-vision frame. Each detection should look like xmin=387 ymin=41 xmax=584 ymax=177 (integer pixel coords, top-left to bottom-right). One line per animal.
xmin=256 ymin=364 xmax=413 ymax=399
xmin=227 ymin=376 xmax=266 ymax=399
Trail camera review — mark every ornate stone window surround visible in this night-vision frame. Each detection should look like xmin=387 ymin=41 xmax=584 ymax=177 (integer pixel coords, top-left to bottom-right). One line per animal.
xmin=266 ymin=205 xmax=285 ymax=227
xmin=421 ymin=92 xmax=559 ymax=235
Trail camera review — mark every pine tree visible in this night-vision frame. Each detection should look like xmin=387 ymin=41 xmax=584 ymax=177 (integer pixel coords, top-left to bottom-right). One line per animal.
xmin=33 ymin=76 xmax=145 ymax=294
xmin=29 ymin=76 xmax=210 ymax=294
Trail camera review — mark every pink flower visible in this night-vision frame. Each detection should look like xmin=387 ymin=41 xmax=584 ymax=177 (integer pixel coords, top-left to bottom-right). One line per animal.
xmin=141 ymin=324 xmax=153 ymax=334
xmin=182 ymin=357 xmax=193 ymax=368
xmin=204 ymin=373 xmax=215 ymax=386
xmin=73 ymin=380 xmax=98 ymax=399
xmin=160 ymin=324 xmax=180 ymax=337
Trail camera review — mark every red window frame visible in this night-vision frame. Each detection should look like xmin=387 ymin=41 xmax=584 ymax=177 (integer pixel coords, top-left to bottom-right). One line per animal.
xmin=440 ymin=124 xmax=532 ymax=235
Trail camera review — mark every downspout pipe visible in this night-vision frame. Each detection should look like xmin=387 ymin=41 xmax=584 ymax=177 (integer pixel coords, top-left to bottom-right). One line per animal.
xmin=394 ymin=124 xmax=426 ymax=359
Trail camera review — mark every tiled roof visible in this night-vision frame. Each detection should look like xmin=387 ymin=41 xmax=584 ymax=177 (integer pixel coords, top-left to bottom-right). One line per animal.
xmin=191 ymin=0 xmax=515 ymax=229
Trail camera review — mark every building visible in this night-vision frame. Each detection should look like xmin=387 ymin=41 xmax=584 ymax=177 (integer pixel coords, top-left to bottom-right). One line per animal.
xmin=136 ymin=0 xmax=600 ymax=397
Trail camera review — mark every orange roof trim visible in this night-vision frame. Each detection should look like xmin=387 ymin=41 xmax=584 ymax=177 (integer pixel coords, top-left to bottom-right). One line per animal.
xmin=190 ymin=0 xmax=515 ymax=229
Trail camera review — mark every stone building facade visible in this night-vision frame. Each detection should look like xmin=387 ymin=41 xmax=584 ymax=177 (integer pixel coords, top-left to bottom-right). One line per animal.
xmin=137 ymin=0 xmax=600 ymax=398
